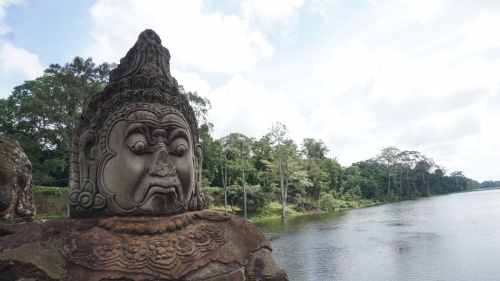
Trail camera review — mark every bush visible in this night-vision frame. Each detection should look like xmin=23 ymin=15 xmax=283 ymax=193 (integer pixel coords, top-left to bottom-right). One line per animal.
xmin=318 ymin=193 xmax=336 ymax=211
xmin=226 ymin=185 xmax=269 ymax=213
xmin=201 ymin=187 xmax=214 ymax=208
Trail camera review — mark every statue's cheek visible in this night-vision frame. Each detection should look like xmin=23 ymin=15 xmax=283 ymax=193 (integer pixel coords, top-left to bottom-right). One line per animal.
xmin=102 ymin=152 xmax=150 ymax=210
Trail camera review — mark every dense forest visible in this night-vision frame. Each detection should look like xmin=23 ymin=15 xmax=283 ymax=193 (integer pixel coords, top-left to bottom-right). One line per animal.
xmin=1 ymin=57 xmax=497 ymax=216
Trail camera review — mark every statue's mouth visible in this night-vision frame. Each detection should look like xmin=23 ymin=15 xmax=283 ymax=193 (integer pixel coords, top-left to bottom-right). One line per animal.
xmin=135 ymin=178 xmax=181 ymax=205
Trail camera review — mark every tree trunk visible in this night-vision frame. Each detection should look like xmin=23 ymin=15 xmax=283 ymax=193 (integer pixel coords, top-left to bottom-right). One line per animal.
xmin=222 ymin=155 xmax=227 ymax=213
xmin=224 ymin=156 xmax=228 ymax=212
xmin=385 ymin=173 xmax=391 ymax=203
xmin=393 ymin=168 xmax=398 ymax=201
xmin=421 ymin=171 xmax=427 ymax=197
xmin=279 ymin=160 xmax=285 ymax=218
xmin=242 ymin=145 xmax=247 ymax=219
xmin=399 ymin=168 xmax=403 ymax=201
xmin=285 ymin=177 xmax=289 ymax=206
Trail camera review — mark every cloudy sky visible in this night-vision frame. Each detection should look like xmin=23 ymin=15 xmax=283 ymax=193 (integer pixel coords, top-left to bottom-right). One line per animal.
xmin=1 ymin=0 xmax=499 ymax=182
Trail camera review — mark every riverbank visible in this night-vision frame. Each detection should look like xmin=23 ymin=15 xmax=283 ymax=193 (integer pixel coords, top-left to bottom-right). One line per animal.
xmin=210 ymin=199 xmax=383 ymax=223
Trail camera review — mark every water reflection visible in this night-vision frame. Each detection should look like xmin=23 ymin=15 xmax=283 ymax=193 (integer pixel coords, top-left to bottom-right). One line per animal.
xmin=255 ymin=189 xmax=500 ymax=281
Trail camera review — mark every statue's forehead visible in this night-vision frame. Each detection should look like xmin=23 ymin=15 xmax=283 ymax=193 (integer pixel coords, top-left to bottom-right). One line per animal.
xmin=125 ymin=109 xmax=189 ymax=128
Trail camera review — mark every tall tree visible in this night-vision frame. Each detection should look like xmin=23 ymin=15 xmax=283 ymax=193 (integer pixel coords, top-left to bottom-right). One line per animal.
xmin=300 ymin=138 xmax=329 ymax=159
xmin=375 ymin=146 xmax=401 ymax=202
xmin=0 ymin=57 xmax=114 ymax=186
xmin=221 ymin=133 xmax=253 ymax=218
xmin=267 ymin=122 xmax=291 ymax=218
xmin=451 ymin=171 xmax=465 ymax=192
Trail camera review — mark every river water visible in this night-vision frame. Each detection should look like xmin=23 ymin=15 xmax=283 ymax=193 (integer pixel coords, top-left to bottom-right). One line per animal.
xmin=254 ymin=189 xmax=500 ymax=281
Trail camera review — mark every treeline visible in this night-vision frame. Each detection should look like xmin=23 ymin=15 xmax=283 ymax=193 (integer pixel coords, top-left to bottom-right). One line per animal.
xmin=480 ymin=181 xmax=500 ymax=188
xmin=200 ymin=127 xmax=483 ymax=214
xmin=0 ymin=57 xmax=496 ymax=216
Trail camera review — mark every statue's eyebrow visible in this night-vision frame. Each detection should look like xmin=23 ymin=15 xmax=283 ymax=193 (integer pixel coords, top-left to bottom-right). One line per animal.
xmin=166 ymin=128 xmax=189 ymax=146
xmin=125 ymin=123 xmax=150 ymax=139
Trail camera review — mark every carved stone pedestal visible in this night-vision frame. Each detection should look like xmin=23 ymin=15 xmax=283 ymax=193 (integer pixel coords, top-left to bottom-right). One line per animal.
xmin=0 ymin=210 xmax=288 ymax=281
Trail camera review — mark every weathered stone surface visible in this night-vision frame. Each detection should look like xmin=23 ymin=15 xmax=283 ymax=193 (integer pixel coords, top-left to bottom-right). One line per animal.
xmin=68 ymin=29 xmax=203 ymax=218
xmin=0 ymin=210 xmax=288 ymax=280
xmin=0 ymin=136 xmax=35 ymax=220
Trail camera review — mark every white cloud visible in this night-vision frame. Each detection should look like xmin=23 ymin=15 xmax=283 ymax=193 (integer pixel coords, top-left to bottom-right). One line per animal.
xmin=241 ymin=0 xmax=304 ymax=36
xmin=0 ymin=41 xmax=43 ymax=78
xmin=0 ymin=0 xmax=23 ymax=36
xmin=397 ymin=0 xmax=442 ymax=24
xmin=171 ymin=69 xmax=211 ymax=95
xmin=0 ymin=0 xmax=43 ymax=99
xmin=86 ymin=0 xmax=276 ymax=73
xmin=310 ymin=36 xmax=500 ymax=175
xmin=207 ymin=74 xmax=307 ymax=141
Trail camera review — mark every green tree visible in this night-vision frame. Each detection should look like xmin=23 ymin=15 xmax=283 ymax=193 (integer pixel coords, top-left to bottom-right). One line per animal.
xmin=0 ymin=57 xmax=114 ymax=186
xmin=375 ymin=146 xmax=401 ymax=202
xmin=267 ymin=122 xmax=292 ymax=218
xmin=221 ymin=133 xmax=254 ymax=219
xmin=300 ymin=138 xmax=329 ymax=159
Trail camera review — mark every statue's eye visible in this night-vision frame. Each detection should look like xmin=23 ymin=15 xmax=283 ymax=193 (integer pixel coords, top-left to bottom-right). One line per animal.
xmin=173 ymin=144 xmax=187 ymax=156
xmin=130 ymin=141 xmax=146 ymax=154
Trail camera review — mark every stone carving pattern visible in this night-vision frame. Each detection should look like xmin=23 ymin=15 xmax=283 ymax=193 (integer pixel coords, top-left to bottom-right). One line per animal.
xmin=69 ymin=221 xmax=226 ymax=279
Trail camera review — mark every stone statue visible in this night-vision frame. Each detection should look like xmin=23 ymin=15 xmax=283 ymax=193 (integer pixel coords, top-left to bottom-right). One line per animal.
xmin=68 ymin=29 xmax=203 ymax=218
xmin=0 ymin=29 xmax=288 ymax=281
xmin=0 ymin=136 xmax=35 ymax=220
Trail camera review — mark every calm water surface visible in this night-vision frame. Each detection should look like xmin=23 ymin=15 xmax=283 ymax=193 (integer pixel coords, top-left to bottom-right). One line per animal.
xmin=254 ymin=189 xmax=500 ymax=281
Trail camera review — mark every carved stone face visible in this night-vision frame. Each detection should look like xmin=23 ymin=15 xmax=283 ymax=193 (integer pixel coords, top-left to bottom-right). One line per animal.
xmin=99 ymin=108 xmax=201 ymax=215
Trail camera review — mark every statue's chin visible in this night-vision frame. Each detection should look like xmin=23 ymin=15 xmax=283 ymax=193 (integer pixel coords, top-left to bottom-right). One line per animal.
xmin=138 ymin=193 xmax=185 ymax=215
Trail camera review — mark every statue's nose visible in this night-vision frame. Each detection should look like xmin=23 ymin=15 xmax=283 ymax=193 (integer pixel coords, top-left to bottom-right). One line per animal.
xmin=148 ymin=148 xmax=176 ymax=177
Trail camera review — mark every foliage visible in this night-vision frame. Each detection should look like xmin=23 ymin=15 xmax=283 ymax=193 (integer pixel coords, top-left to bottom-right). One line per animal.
xmin=226 ymin=185 xmax=268 ymax=213
xmin=0 ymin=57 xmax=115 ymax=186
xmin=201 ymin=187 xmax=214 ymax=208
xmin=318 ymin=193 xmax=336 ymax=211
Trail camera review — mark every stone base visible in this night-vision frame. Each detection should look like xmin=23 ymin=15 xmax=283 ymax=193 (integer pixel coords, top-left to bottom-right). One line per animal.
xmin=0 ymin=211 xmax=288 ymax=281
xmin=0 ymin=218 xmax=39 ymax=242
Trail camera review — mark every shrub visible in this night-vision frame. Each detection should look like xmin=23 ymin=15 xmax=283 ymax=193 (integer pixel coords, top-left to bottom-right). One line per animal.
xmin=226 ymin=185 xmax=268 ymax=213
xmin=201 ymin=187 xmax=214 ymax=208
xmin=318 ymin=193 xmax=336 ymax=211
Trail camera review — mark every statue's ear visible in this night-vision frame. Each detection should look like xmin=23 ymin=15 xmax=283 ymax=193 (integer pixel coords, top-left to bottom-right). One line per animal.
xmin=79 ymin=131 xmax=99 ymax=183
xmin=79 ymin=131 xmax=97 ymax=163
xmin=194 ymin=144 xmax=203 ymax=176
xmin=194 ymin=143 xmax=204 ymax=210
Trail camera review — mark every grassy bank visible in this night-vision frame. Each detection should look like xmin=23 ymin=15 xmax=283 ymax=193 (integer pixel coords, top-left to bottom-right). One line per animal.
xmin=208 ymin=198 xmax=383 ymax=223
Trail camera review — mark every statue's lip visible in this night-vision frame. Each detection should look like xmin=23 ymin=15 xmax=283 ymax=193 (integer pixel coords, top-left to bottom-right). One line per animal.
xmin=135 ymin=178 xmax=181 ymax=205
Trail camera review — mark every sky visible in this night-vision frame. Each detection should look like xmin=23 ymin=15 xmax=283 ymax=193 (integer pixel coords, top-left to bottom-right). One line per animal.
xmin=0 ymin=0 xmax=499 ymax=182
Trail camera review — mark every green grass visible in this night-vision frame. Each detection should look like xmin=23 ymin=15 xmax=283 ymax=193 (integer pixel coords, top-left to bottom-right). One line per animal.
xmin=34 ymin=213 xmax=67 ymax=219
xmin=208 ymin=202 xmax=305 ymax=222
xmin=33 ymin=185 xmax=67 ymax=196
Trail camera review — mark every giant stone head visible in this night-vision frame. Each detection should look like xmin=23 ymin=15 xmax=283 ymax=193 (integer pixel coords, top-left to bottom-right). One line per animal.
xmin=69 ymin=29 xmax=203 ymax=218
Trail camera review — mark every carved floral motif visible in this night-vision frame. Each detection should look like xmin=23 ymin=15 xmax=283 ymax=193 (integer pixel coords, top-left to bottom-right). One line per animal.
xmin=68 ymin=179 xmax=106 ymax=217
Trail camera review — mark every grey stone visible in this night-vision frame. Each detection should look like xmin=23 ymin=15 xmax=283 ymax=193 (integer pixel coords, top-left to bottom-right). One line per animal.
xmin=0 ymin=136 xmax=35 ymax=220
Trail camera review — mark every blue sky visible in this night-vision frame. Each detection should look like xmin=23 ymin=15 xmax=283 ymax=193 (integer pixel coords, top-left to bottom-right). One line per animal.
xmin=1 ymin=0 xmax=500 ymax=182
